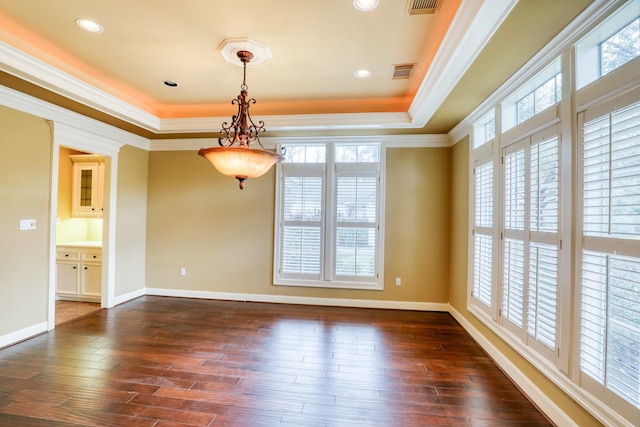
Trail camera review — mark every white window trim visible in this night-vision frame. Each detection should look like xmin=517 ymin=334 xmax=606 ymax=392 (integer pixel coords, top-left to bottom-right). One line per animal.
xmin=502 ymin=58 xmax=562 ymax=132
xmin=576 ymin=0 xmax=640 ymax=90
xmin=273 ymin=141 xmax=386 ymax=291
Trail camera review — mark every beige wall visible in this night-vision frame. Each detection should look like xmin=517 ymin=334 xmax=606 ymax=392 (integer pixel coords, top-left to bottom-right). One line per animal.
xmin=145 ymin=147 xmax=450 ymax=303
xmin=114 ymin=145 xmax=149 ymax=298
xmin=448 ymin=137 xmax=603 ymax=426
xmin=448 ymin=137 xmax=469 ymax=310
xmin=384 ymin=147 xmax=450 ymax=302
xmin=0 ymin=106 xmax=52 ymax=336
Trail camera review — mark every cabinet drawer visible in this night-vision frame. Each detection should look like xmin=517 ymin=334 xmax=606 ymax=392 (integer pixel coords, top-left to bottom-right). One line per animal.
xmin=57 ymin=249 xmax=79 ymax=260
xmin=82 ymin=251 xmax=102 ymax=262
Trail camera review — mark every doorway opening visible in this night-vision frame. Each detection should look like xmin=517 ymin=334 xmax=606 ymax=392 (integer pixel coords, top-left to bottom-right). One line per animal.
xmin=53 ymin=146 xmax=106 ymax=325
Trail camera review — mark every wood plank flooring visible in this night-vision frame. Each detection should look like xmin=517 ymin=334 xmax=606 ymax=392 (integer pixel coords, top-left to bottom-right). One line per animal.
xmin=55 ymin=301 xmax=102 ymax=325
xmin=0 ymin=296 xmax=552 ymax=426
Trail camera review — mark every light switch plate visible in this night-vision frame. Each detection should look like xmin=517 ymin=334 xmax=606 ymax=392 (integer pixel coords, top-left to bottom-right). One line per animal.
xmin=20 ymin=219 xmax=36 ymax=230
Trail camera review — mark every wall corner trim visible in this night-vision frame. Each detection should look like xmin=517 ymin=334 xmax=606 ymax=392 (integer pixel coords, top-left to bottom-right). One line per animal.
xmin=113 ymin=288 xmax=147 ymax=307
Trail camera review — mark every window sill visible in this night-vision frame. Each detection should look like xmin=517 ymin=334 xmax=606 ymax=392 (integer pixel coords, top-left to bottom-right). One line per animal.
xmin=274 ymin=279 xmax=383 ymax=291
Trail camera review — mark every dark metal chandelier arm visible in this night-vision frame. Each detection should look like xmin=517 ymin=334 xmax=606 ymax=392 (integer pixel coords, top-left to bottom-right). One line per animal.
xmin=244 ymin=100 xmax=267 ymax=148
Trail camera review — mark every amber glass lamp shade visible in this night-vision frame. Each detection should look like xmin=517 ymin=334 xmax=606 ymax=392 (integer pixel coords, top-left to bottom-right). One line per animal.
xmin=198 ymin=146 xmax=283 ymax=189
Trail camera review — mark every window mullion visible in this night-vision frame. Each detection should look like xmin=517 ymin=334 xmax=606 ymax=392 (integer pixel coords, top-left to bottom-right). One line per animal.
xmin=524 ymin=140 xmax=532 ymax=342
xmin=324 ymin=145 xmax=335 ymax=282
xmin=603 ymin=254 xmax=610 ymax=389
xmin=607 ymin=114 xmax=613 ymax=236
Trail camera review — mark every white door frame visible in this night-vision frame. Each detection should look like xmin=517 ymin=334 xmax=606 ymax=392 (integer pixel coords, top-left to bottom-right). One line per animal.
xmin=48 ymin=122 xmax=121 ymax=328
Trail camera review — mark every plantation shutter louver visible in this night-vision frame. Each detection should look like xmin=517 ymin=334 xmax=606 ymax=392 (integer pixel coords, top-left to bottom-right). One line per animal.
xmin=503 ymin=148 xmax=526 ymax=328
xmin=334 ymin=174 xmax=378 ymax=278
xmin=501 ymin=133 xmax=559 ymax=354
xmin=281 ymin=175 xmax=323 ymax=277
xmin=580 ymin=100 xmax=640 ymax=409
xmin=473 ymin=160 xmax=494 ymax=307
xmin=528 ymin=137 xmax=559 ymax=351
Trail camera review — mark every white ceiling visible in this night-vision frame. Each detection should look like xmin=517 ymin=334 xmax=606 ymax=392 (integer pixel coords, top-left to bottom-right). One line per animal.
xmin=0 ymin=0 xmax=593 ymax=138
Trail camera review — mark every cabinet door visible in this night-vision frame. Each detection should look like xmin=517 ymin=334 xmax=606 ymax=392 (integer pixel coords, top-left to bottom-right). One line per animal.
xmin=56 ymin=262 xmax=79 ymax=295
xmin=72 ymin=162 xmax=101 ymax=217
xmin=81 ymin=263 xmax=102 ymax=296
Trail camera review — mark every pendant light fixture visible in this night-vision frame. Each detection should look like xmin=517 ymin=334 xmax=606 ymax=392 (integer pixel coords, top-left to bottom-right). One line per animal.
xmin=198 ymin=50 xmax=283 ymax=190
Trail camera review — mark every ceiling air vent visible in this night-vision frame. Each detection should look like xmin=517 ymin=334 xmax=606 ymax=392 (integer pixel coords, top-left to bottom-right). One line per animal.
xmin=408 ymin=0 xmax=439 ymax=15
xmin=392 ymin=63 xmax=416 ymax=80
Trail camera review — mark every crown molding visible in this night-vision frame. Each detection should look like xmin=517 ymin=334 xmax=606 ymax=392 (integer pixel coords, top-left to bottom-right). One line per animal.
xmin=156 ymin=111 xmax=415 ymax=134
xmin=408 ymin=0 xmax=518 ymax=127
xmin=0 ymin=42 xmax=161 ymax=132
xmin=0 ymin=83 xmax=149 ymax=151
xmin=0 ymin=39 xmax=422 ymax=134
xmin=149 ymin=134 xmax=451 ymax=151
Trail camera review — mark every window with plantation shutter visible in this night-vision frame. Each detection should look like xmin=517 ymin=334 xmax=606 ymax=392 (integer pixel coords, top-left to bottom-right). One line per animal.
xmin=334 ymin=173 xmax=378 ymax=279
xmin=281 ymin=175 xmax=323 ymax=277
xmin=472 ymin=160 xmax=494 ymax=308
xmin=501 ymin=130 xmax=559 ymax=359
xmin=275 ymin=142 xmax=383 ymax=289
xmin=462 ymin=5 xmax=640 ymax=423
xmin=579 ymin=99 xmax=640 ymax=409
xmin=502 ymin=147 xmax=525 ymax=328
xmin=528 ymin=137 xmax=559 ymax=353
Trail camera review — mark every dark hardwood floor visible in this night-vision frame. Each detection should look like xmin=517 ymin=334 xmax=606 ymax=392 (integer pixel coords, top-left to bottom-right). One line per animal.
xmin=0 ymin=296 xmax=552 ymax=426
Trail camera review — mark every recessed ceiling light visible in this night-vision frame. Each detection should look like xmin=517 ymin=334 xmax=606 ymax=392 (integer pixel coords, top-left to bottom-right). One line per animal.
xmin=75 ymin=18 xmax=103 ymax=33
xmin=354 ymin=69 xmax=372 ymax=78
xmin=163 ymin=80 xmax=178 ymax=87
xmin=353 ymin=0 xmax=379 ymax=11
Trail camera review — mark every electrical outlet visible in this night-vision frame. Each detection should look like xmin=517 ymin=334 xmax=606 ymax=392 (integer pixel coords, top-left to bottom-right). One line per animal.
xmin=395 ymin=277 xmax=401 ymax=286
xmin=180 ymin=267 xmax=186 ymax=276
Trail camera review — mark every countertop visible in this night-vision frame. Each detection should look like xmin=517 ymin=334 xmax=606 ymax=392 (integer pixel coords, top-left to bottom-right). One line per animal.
xmin=57 ymin=241 xmax=102 ymax=248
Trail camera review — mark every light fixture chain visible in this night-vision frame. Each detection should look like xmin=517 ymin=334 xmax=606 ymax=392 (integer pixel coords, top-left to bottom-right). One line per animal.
xmin=242 ymin=60 xmax=248 ymax=90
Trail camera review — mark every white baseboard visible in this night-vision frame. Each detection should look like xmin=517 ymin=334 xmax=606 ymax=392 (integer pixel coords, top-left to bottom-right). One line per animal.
xmin=0 ymin=321 xmax=48 ymax=350
xmin=144 ymin=287 xmax=449 ymax=312
xmin=447 ymin=305 xmax=577 ymax=427
xmin=113 ymin=288 xmax=146 ymax=306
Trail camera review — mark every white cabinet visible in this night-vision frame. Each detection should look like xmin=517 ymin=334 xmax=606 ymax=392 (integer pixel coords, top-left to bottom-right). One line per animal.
xmin=56 ymin=246 xmax=102 ymax=302
xmin=70 ymin=155 xmax=105 ymax=218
